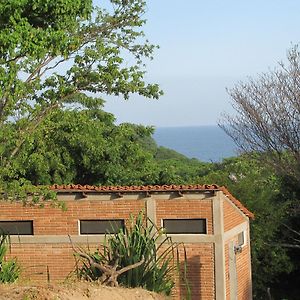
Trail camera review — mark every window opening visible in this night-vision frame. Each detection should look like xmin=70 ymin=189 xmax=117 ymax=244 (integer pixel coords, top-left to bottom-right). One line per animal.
xmin=79 ymin=219 xmax=125 ymax=235
xmin=0 ymin=220 xmax=33 ymax=235
xmin=162 ymin=219 xmax=207 ymax=234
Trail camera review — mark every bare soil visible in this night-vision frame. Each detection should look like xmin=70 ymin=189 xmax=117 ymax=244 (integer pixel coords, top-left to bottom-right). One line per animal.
xmin=0 ymin=281 xmax=168 ymax=300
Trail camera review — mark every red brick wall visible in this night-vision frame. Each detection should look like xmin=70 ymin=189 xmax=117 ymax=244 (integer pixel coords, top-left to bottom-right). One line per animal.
xmin=1 ymin=195 xmax=252 ymax=299
xmin=0 ymin=199 xmax=145 ymax=235
xmin=223 ymin=196 xmax=252 ymax=300
xmin=236 ymin=243 xmax=252 ymax=299
xmin=174 ymin=243 xmax=215 ymax=300
xmin=1 ymin=197 xmax=216 ymax=299
xmin=3 ymin=199 xmax=146 ymax=283
xmin=6 ymin=243 xmax=82 ymax=283
xmin=224 ymin=237 xmax=252 ymax=300
xmin=156 ymin=198 xmax=214 ymax=234
xmin=223 ymin=199 xmax=246 ymax=232
xmin=155 ymin=198 xmax=215 ymax=299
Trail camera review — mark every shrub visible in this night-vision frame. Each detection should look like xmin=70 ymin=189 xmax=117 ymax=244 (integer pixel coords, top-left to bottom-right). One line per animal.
xmin=0 ymin=232 xmax=20 ymax=283
xmin=75 ymin=212 xmax=189 ymax=296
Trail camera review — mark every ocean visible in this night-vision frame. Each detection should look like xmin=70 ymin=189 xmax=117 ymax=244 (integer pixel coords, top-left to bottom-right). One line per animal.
xmin=152 ymin=126 xmax=237 ymax=162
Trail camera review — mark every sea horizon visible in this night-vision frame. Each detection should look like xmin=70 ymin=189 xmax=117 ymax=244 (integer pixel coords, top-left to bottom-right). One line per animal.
xmin=153 ymin=125 xmax=237 ymax=162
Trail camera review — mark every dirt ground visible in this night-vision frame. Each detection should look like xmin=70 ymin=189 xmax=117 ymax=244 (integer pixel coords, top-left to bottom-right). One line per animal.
xmin=0 ymin=281 xmax=168 ymax=300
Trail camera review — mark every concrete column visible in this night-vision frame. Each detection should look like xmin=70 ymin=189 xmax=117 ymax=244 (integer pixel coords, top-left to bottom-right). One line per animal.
xmin=213 ymin=191 xmax=226 ymax=300
xmin=146 ymin=196 xmax=157 ymax=228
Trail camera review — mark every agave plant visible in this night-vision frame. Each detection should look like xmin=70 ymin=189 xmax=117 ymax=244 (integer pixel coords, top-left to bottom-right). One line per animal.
xmin=0 ymin=232 xmax=20 ymax=283
xmin=76 ymin=211 xmax=188 ymax=296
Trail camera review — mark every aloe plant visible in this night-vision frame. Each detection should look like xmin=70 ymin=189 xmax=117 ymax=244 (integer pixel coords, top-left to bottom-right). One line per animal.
xmin=0 ymin=232 xmax=20 ymax=283
xmin=76 ymin=212 xmax=189 ymax=296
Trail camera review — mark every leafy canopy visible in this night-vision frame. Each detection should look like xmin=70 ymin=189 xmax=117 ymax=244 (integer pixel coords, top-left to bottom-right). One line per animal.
xmin=0 ymin=0 xmax=162 ymax=197
xmin=14 ymin=107 xmax=160 ymax=186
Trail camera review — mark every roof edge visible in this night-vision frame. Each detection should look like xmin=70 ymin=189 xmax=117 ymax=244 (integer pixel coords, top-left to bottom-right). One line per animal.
xmin=49 ymin=184 xmax=254 ymax=219
xmin=219 ymin=186 xmax=255 ymax=219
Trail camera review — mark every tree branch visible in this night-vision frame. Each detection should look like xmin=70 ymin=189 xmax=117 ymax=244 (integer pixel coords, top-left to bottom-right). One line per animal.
xmin=25 ymin=56 xmax=54 ymax=83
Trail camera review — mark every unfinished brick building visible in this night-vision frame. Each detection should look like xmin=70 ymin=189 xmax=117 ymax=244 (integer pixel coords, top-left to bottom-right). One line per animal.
xmin=1 ymin=184 xmax=254 ymax=299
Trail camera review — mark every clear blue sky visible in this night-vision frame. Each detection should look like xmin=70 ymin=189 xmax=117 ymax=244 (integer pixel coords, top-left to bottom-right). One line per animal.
xmin=99 ymin=0 xmax=300 ymax=127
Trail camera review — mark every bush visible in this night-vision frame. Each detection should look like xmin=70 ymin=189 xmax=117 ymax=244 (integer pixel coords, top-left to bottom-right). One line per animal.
xmin=0 ymin=232 xmax=20 ymax=283
xmin=75 ymin=212 xmax=189 ymax=296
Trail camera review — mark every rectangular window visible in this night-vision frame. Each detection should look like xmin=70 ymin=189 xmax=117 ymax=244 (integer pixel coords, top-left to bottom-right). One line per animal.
xmin=163 ymin=219 xmax=207 ymax=234
xmin=0 ymin=220 xmax=33 ymax=235
xmin=79 ymin=219 xmax=125 ymax=235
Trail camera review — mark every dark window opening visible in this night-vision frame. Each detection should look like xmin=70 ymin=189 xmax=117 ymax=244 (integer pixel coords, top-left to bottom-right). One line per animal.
xmin=0 ymin=220 xmax=33 ymax=235
xmin=163 ymin=219 xmax=207 ymax=234
xmin=79 ymin=219 xmax=125 ymax=235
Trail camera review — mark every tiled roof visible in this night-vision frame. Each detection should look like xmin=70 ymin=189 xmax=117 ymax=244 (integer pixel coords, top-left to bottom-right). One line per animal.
xmin=49 ymin=184 xmax=254 ymax=219
xmin=219 ymin=186 xmax=255 ymax=219
xmin=50 ymin=183 xmax=219 ymax=192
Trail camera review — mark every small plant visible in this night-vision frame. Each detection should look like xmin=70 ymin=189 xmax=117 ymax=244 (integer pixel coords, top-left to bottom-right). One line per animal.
xmin=75 ymin=212 xmax=189 ymax=296
xmin=0 ymin=232 xmax=20 ymax=283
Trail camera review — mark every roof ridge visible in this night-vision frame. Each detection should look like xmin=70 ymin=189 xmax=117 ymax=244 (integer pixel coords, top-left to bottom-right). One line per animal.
xmin=49 ymin=183 xmax=220 ymax=192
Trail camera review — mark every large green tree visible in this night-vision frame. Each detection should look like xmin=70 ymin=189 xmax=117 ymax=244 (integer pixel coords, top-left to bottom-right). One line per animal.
xmin=14 ymin=107 xmax=159 ymax=186
xmin=0 ymin=0 xmax=161 ymax=196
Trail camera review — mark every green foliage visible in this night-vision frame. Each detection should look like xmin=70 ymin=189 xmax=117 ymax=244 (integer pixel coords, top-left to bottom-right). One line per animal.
xmin=9 ymin=108 xmax=159 ymax=186
xmin=199 ymin=155 xmax=296 ymax=299
xmin=77 ymin=212 xmax=185 ymax=296
xmin=0 ymin=232 xmax=20 ymax=283
xmin=152 ymin=151 xmax=299 ymax=299
xmin=0 ymin=0 xmax=162 ymax=197
xmin=153 ymin=149 xmax=211 ymax=185
xmin=155 ymin=146 xmax=188 ymax=161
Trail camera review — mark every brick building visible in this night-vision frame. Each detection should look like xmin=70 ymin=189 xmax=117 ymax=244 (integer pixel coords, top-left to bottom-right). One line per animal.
xmin=1 ymin=184 xmax=254 ymax=299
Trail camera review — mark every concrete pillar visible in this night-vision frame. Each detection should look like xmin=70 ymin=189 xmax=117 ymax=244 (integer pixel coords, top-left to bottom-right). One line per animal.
xmin=146 ymin=196 xmax=157 ymax=229
xmin=213 ymin=191 xmax=226 ymax=300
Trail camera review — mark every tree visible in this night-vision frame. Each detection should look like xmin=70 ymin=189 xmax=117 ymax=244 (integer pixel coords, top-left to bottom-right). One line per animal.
xmin=0 ymin=0 xmax=162 ymax=196
xmin=199 ymin=156 xmax=293 ymax=299
xmin=220 ymin=46 xmax=300 ymax=299
xmin=13 ymin=107 xmax=160 ymax=186
xmin=220 ymin=46 xmax=300 ymax=185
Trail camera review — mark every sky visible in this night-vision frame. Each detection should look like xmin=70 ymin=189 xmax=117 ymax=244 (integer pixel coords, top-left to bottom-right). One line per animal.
xmin=100 ymin=0 xmax=300 ymax=127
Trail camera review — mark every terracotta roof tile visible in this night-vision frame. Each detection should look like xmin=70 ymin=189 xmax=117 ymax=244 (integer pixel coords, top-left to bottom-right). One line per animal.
xmin=49 ymin=184 xmax=219 ymax=193
xmin=49 ymin=184 xmax=254 ymax=219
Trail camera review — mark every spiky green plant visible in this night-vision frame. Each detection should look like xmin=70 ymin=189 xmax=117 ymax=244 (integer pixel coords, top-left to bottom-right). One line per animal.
xmin=0 ymin=232 xmax=20 ymax=283
xmin=76 ymin=212 xmax=188 ymax=296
